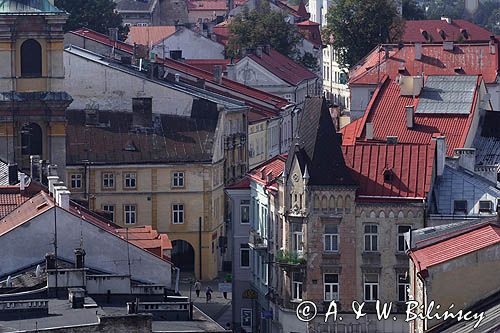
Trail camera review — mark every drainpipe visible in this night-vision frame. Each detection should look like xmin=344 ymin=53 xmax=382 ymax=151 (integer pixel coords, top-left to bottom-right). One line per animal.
xmin=174 ymin=267 xmax=180 ymax=294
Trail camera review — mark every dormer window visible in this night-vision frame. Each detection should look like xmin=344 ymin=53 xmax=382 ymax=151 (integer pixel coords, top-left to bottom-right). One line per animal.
xmin=383 ymin=169 xmax=393 ymax=183
xmin=454 ymin=200 xmax=467 ymax=214
xmin=479 ymin=200 xmax=493 ymax=213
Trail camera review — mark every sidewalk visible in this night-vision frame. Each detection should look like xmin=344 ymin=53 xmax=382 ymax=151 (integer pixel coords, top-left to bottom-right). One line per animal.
xmin=178 ymin=274 xmax=232 ymax=329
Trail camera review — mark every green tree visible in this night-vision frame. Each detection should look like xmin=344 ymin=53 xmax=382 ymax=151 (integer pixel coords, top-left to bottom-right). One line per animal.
xmin=297 ymin=52 xmax=320 ymax=72
xmin=473 ymin=1 xmax=500 ymax=34
xmin=324 ymin=0 xmax=403 ymax=69
xmin=402 ymin=0 xmax=426 ymax=20
xmin=421 ymin=0 xmax=465 ymax=20
xmin=55 ymin=0 xmax=127 ymax=38
xmin=226 ymin=2 xmax=302 ymax=59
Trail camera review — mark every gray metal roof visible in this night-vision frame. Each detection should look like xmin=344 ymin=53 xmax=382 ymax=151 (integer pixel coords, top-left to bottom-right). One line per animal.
xmin=0 ymin=160 xmax=27 ymax=186
xmin=416 ymin=75 xmax=477 ymax=115
xmin=0 ymin=0 xmax=63 ymax=13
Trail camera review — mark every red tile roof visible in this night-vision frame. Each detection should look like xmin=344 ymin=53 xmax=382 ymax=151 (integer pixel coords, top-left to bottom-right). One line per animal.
xmin=402 ymin=19 xmax=494 ymax=43
xmin=68 ymin=29 xmax=290 ymax=120
xmin=127 ymin=26 xmax=176 ymax=46
xmin=187 ymin=0 xmax=227 ymax=11
xmin=0 ymin=188 xmax=31 ymax=220
xmin=247 ymin=49 xmax=318 ymax=85
xmin=115 ymin=225 xmax=172 ymax=260
xmin=248 ymin=154 xmax=287 ymax=188
xmin=297 ymin=20 xmax=322 ymax=47
xmin=349 ymin=42 xmax=499 ymax=85
xmin=212 ymin=24 xmax=230 ymax=45
xmin=225 ymin=176 xmax=251 ymax=189
xmin=340 ymin=76 xmax=480 ymax=156
xmin=410 ymin=223 xmax=500 ymax=272
xmin=342 ymin=141 xmax=435 ymax=201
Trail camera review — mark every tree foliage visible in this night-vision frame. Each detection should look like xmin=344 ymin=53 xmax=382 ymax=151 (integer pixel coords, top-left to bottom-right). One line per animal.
xmin=55 ymin=0 xmax=127 ymax=38
xmin=226 ymin=2 xmax=302 ymax=59
xmin=324 ymin=0 xmax=403 ymax=69
xmin=472 ymin=1 xmax=500 ymax=34
xmin=402 ymin=0 xmax=426 ymax=20
xmin=420 ymin=0 xmax=465 ymax=19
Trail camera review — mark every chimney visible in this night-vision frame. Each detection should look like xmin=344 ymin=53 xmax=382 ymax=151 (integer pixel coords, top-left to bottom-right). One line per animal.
xmin=48 ymin=164 xmax=58 ymax=177
xmin=47 ymin=176 xmax=60 ymax=196
xmin=267 ymin=171 xmax=273 ymax=184
xmin=256 ymin=46 xmax=263 ymax=58
xmin=405 ymin=105 xmax=414 ymax=128
xmin=489 ymin=36 xmax=497 ymax=55
xmin=19 ymin=174 xmax=26 ymax=191
xmin=45 ymin=252 xmax=57 ymax=270
xmin=30 ymin=155 xmax=41 ymax=181
xmin=226 ymin=64 xmax=235 ymax=80
xmin=213 ymin=65 xmax=222 ymax=83
xmin=175 ymin=73 xmax=180 ymax=82
xmin=365 ymin=122 xmax=374 ymax=140
xmin=454 ymin=148 xmax=476 ymax=172
xmin=39 ymin=160 xmax=48 ymax=185
xmin=261 ymin=168 xmax=266 ymax=180
xmin=57 ymin=190 xmax=71 ymax=210
xmin=440 ymin=16 xmax=452 ymax=24
xmin=74 ymin=248 xmax=86 ymax=269
xmin=434 ymin=136 xmax=446 ymax=177
xmin=415 ymin=43 xmax=422 ymax=60
xmin=7 ymin=163 xmax=18 ymax=185
xmin=264 ymin=44 xmax=271 ymax=54
xmin=132 ymin=97 xmax=153 ymax=128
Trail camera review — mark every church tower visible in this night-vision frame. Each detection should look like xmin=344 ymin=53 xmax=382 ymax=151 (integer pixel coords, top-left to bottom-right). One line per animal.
xmin=0 ymin=0 xmax=72 ymax=178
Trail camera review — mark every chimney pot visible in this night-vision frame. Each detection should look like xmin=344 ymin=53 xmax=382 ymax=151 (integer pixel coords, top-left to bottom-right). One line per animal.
xmin=47 ymin=176 xmax=60 ymax=196
xmin=256 ymin=46 xmax=263 ymax=58
xmin=7 ymin=163 xmax=18 ymax=185
xmin=405 ymin=105 xmax=415 ymax=128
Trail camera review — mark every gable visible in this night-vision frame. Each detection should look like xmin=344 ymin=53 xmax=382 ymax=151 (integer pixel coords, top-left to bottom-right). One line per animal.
xmin=234 ymin=58 xmax=288 ymax=87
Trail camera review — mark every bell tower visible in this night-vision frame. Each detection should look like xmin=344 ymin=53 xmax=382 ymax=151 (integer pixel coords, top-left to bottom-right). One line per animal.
xmin=0 ymin=0 xmax=72 ymax=178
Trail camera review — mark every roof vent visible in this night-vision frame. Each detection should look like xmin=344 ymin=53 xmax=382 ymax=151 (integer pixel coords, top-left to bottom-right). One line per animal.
xmin=454 ymin=66 xmax=464 ymax=74
xmin=437 ymin=29 xmax=446 ymax=40
xmin=420 ymin=29 xmax=430 ymax=42
xmin=387 ymin=136 xmax=398 ymax=144
xmin=440 ymin=17 xmax=452 ymax=24
xmin=460 ymin=28 xmax=469 ymax=39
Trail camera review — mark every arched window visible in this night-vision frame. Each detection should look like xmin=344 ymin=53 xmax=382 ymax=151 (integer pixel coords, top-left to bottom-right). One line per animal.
xmin=345 ymin=196 xmax=352 ymax=214
xmin=329 ymin=195 xmax=335 ymax=211
xmin=21 ymin=123 xmax=42 ymax=156
xmin=336 ymin=195 xmax=343 ymax=214
xmin=21 ymin=39 xmax=42 ymax=77
xmin=313 ymin=194 xmax=320 ymax=211
xmin=321 ymin=195 xmax=327 ymax=211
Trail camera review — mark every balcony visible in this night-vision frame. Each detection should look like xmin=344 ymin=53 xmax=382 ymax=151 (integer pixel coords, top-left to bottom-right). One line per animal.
xmin=276 ymin=250 xmax=306 ymax=270
xmin=249 ymin=229 xmax=267 ymax=250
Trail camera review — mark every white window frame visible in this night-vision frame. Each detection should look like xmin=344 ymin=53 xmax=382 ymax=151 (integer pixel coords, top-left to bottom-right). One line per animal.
xmin=102 ymin=204 xmax=115 ymax=222
xmin=397 ymin=225 xmax=411 ymax=252
xmin=124 ymin=172 xmax=137 ymax=189
xmin=172 ymin=172 xmax=185 ymax=188
xmin=398 ymin=273 xmax=410 ymax=302
xmin=364 ymin=224 xmax=378 ymax=252
xmin=364 ymin=274 xmax=379 ymax=302
xmin=124 ymin=204 xmax=136 ymax=225
xmin=240 ymin=201 xmax=250 ymax=224
xmin=70 ymin=173 xmax=82 ymax=189
xmin=324 ymin=273 xmax=339 ymax=301
xmin=292 ymin=272 xmax=303 ymax=301
xmin=172 ymin=204 xmax=184 ymax=224
xmin=102 ymin=172 xmax=115 ymax=189
xmin=292 ymin=230 xmax=303 ymax=254
xmin=324 ymin=225 xmax=339 ymax=252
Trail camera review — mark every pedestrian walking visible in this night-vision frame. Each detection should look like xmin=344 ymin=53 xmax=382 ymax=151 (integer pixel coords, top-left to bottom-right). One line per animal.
xmin=194 ymin=280 xmax=202 ymax=298
xmin=205 ymin=286 xmax=213 ymax=303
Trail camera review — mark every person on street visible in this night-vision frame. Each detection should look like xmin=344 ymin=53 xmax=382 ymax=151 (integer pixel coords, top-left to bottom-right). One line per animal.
xmin=205 ymin=286 xmax=213 ymax=303
xmin=194 ymin=280 xmax=202 ymax=297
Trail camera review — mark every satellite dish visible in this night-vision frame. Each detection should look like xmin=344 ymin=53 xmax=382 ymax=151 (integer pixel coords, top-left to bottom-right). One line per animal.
xmin=36 ymin=264 xmax=42 ymax=278
xmin=6 ymin=276 xmax=12 ymax=287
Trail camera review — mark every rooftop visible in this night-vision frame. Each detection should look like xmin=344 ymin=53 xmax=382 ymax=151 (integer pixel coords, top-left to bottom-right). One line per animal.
xmin=247 ymin=48 xmax=317 ymax=86
xmin=126 ymin=26 xmax=177 ymax=46
xmin=349 ymin=42 xmax=499 ymax=85
xmin=340 ymin=76 xmax=480 ymax=156
xmin=115 ymin=0 xmax=157 ymax=12
xmin=402 ymin=19 xmax=494 ymax=44
xmin=187 ymin=0 xmax=227 ymax=11
xmin=474 ymin=110 xmax=500 ymax=166
xmin=286 ymin=97 xmax=355 ymax=186
xmin=409 ymin=220 xmax=500 ymax=272
xmin=0 ymin=0 xmax=63 ymax=14
xmin=248 ymin=154 xmax=287 ymax=189
xmin=342 ymin=141 xmax=435 ymax=201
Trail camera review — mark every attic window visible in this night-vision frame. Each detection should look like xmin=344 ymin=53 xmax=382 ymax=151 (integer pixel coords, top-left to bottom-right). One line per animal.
xmin=383 ymin=169 xmax=393 ymax=183
xmin=124 ymin=141 xmax=139 ymax=152
xmin=479 ymin=200 xmax=493 ymax=212
xmin=453 ymin=200 xmax=467 ymax=214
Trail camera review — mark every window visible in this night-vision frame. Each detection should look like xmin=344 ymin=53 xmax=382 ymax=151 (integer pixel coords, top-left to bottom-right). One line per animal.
xmin=398 ymin=273 xmax=410 ymax=302
xmin=364 ymin=274 xmax=379 ymax=302
xmin=479 ymin=200 xmax=493 ymax=213
xmin=21 ymin=123 xmax=42 ymax=155
xmin=454 ymin=200 xmax=467 ymax=214
xmin=102 ymin=173 xmax=114 ymax=189
xmin=172 ymin=204 xmax=184 ymax=224
xmin=240 ymin=200 xmax=250 ymax=224
xmin=324 ymin=225 xmax=339 ymax=252
xmin=397 ymin=225 xmax=411 ymax=252
xmin=124 ymin=205 xmax=136 ymax=224
xmin=124 ymin=172 xmax=137 ymax=189
xmin=240 ymin=244 xmax=250 ymax=267
xmin=70 ymin=174 xmax=82 ymax=189
xmin=102 ymin=205 xmax=115 ymax=222
xmin=364 ymin=224 xmax=378 ymax=252
xmin=172 ymin=172 xmax=184 ymax=188
xmin=21 ymin=39 xmax=42 ymax=77
xmin=292 ymin=272 xmax=303 ymax=301
xmin=324 ymin=273 xmax=339 ymax=301
xmin=291 ymin=223 xmax=303 ymax=253
xmin=170 ymin=50 xmax=182 ymax=60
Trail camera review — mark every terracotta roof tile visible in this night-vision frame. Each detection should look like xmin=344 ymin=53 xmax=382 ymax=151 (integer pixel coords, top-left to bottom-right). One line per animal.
xmin=402 ymin=19 xmax=494 ymax=43
xmin=248 ymin=49 xmax=317 ymax=85
xmin=410 ymin=223 xmax=500 ymax=272
xmin=127 ymin=26 xmax=177 ymax=46
xmin=248 ymin=154 xmax=287 ymax=186
xmin=350 ymin=42 xmax=499 ymax=85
